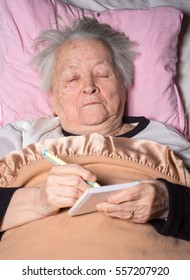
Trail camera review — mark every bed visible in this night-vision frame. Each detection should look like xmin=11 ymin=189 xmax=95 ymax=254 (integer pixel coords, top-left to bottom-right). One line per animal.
xmin=0 ymin=0 xmax=190 ymax=259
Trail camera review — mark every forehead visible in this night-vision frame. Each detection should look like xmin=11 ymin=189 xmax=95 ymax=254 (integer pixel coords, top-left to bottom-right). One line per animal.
xmin=55 ymin=38 xmax=113 ymax=67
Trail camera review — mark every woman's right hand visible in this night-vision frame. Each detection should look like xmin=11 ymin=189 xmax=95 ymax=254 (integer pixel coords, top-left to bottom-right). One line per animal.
xmin=0 ymin=164 xmax=96 ymax=232
xmin=35 ymin=164 xmax=97 ymax=217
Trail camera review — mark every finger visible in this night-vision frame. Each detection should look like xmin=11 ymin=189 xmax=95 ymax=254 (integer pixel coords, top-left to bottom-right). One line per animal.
xmin=104 ymin=211 xmax=134 ymax=220
xmin=46 ymin=173 xmax=90 ymax=192
xmin=50 ymin=184 xmax=83 ymax=199
xmin=48 ymin=195 xmax=78 ymax=209
xmin=104 ymin=210 xmax=149 ymax=223
xmin=97 ymin=202 xmax=150 ymax=222
xmin=50 ymin=164 xmax=97 ymax=182
xmin=97 ymin=198 xmax=152 ymax=222
xmin=42 ymin=184 xmax=84 ymax=210
xmin=107 ymin=183 xmax=143 ymax=204
xmin=97 ymin=201 xmax=136 ymax=213
xmin=96 ymin=202 xmax=135 ymax=219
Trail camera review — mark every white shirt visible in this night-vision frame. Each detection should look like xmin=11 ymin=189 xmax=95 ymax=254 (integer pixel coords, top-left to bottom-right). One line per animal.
xmin=0 ymin=116 xmax=190 ymax=169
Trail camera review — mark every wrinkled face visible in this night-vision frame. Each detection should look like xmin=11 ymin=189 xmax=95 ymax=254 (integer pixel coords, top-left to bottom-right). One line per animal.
xmin=51 ymin=39 xmax=126 ymax=134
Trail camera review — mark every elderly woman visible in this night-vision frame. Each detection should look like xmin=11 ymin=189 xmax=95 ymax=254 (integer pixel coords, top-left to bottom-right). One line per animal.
xmin=0 ymin=17 xmax=190 ymax=245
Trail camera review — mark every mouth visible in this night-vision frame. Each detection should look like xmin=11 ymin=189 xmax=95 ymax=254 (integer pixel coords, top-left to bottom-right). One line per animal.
xmin=82 ymin=101 xmax=102 ymax=107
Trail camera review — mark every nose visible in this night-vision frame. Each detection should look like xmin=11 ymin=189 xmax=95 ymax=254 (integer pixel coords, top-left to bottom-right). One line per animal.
xmin=82 ymin=77 xmax=100 ymax=95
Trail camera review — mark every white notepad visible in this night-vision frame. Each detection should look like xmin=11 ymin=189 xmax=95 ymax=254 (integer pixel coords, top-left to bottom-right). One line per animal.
xmin=68 ymin=181 xmax=139 ymax=216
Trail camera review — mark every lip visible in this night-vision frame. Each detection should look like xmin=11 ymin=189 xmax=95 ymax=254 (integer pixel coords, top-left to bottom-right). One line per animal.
xmin=81 ymin=101 xmax=102 ymax=107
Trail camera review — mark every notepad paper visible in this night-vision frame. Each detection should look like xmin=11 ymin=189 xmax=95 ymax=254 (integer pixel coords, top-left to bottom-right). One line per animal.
xmin=68 ymin=181 xmax=139 ymax=216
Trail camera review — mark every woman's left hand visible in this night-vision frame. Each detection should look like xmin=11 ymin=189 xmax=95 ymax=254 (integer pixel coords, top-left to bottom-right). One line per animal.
xmin=96 ymin=179 xmax=169 ymax=222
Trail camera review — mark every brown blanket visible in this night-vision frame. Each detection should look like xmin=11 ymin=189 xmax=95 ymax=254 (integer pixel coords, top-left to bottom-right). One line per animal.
xmin=0 ymin=134 xmax=190 ymax=259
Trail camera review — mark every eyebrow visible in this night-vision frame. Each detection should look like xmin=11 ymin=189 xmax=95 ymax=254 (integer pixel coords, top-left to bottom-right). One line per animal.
xmin=66 ymin=65 xmax=78 ymax=70
xmin=94 ymin=59 xmax=112 ymax=67
xmin=62 ymin=59 xmax=112 ymax=73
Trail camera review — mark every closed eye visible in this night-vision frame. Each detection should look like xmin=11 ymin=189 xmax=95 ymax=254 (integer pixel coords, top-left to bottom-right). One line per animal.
xmin=97 ymin=73 xmax=109 ymax=78
xmin=67 ymin=77 xmax=78 ymax=82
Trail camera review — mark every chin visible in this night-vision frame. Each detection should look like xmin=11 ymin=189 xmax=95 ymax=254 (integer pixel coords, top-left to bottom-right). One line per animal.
xmin=82 ymin=120 xmax=106 ymax=126
xmin=81 ymin=113 xmax=108 ymax=126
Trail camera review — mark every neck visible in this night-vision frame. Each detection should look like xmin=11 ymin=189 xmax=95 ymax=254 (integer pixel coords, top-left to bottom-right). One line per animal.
xmin=61 ymin=118 xmax=124 ymax=136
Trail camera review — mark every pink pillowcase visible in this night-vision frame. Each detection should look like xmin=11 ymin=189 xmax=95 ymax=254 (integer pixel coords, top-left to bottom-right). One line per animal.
xmin=97 ymin=8 xmax=187 ymax=135
xmin=0 ymin=0 xmax=187 ymax=136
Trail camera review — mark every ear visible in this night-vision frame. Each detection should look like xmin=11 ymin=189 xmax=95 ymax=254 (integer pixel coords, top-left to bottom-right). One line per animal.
xmin=49 ymin=90 xmax=58 ymax=117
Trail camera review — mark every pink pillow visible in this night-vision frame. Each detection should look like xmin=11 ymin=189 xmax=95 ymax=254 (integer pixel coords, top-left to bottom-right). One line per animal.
xmin=0 ymin=0 xmax=80 ymax=125
xmin=0 ymin=0 xmax=187 ymax=137
xmin=96 ymin=8 xmax=187 ymax=136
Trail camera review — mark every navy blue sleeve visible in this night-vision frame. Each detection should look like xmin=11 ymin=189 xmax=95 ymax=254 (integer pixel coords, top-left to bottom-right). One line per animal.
xmin=150 ymin=179 xmax=190 ymax=241
xmin=0 ymin=187 xmax=21 ymax=239
xmin=0 ymin=187 xmax=21 ymax=220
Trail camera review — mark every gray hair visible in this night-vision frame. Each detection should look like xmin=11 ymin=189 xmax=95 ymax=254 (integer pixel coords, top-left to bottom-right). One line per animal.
xmin=33 ymin=17 xmax=137 ymax=91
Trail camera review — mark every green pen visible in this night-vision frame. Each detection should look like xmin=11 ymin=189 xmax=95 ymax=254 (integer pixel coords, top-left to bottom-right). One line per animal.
xmin=42 ymin=149 xmax=101 ymax=188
